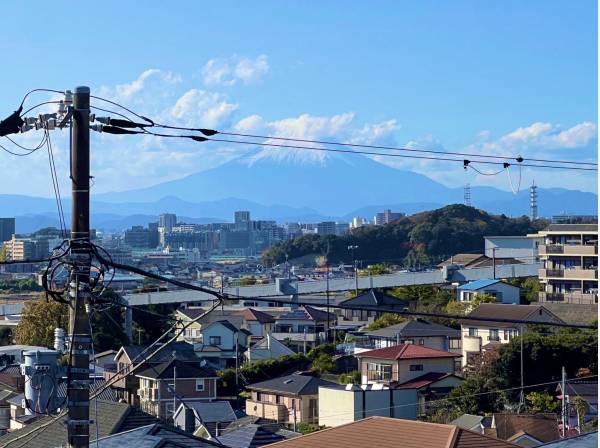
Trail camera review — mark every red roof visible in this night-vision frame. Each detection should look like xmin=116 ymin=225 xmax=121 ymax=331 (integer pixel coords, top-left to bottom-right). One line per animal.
xmin=396 ymin=372 xmax=461 ymax=389
xmin=233 ymin=308 xmax=275 ymax=324
xmin=355 ymin=344 xmax=461 ymax=360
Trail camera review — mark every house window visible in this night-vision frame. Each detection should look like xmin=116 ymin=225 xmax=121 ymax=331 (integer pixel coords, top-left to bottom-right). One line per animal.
xmin=367 ymin=363 xmax=392 ymax=381
xmin=209 ymin=336 xmax=221 ymax=346
xmin=449 ymin=338 xmax=461 ymax=349
xmin=468 ymin=328 xmax=478 ymax=337
xmin=166 ymin=402 xmax=174 ymax=417
xmin=409 ymin=364 xmax=424 ymax=372
xmin=196 ymin=379 xmax=205 ymax=392
xmin=418 ymin=339 xmax=425 ymax=345
xmin=489 ymin=329 xmax=500 ymax=342
xmin=504 ymin=329 xmax=518 ymax=340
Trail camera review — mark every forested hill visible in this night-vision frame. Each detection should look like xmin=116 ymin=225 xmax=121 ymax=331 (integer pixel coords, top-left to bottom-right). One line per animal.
xmin=262 ymin=204 xmax=547 ymax=267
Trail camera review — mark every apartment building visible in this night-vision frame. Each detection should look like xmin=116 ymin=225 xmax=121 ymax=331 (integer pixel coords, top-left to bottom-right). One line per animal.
xmin=530 ymin=224 xmax=598 ymax=304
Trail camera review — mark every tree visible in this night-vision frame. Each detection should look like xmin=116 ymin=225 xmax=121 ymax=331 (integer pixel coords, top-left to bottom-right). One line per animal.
xmin=296 ymin=423 xmax=323 ymax=434
xmin=571 ymin=396 xmax=590 ymax=429
xmin=363 ymin=313 xmax=406 ymax=331
xmin=338 ymin=370 xmax=361 ymax=384
xmin=312 ymin=354 xmax=335 ymax=374
xmin=360 ymin=264 xmax=390 ymax=276
xmin=14 ymin=297 xmax=69 ymax=347
xmin=307 ymin=343 xmax=335 ymax=360
xmin=526 ymin=391 xmax=560 ymax=413
xmin=239 ymin=277 xmax=257 ymax=286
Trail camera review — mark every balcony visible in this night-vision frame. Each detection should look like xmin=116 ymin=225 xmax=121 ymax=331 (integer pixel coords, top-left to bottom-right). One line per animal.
xmin=246 ymin=400 xmax=288 ymax=422
xmin=539 ymin=268 xmax=598 ymax=280
xmin=539 ymin=244 xmax=598 ymax=256
xmin=539 ymin=292 xmax=598 ymax=304
xmin=271 ymin=332 xmax=317 ymax=342
xmin=539 ymin=269 xmax=564 ymax=278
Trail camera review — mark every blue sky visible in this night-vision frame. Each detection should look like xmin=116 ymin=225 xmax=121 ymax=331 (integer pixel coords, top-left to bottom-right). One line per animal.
xmin=0 ymin=1 xmax=597 ymax=196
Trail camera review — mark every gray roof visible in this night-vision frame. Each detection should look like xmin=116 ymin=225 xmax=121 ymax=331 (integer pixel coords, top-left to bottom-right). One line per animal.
xmin=0 ymin=400 xmax=136 ymax=448
xmin=176 ymin=401 xmax=237 ymax=424
xmin=366 ymin=318 xmax=460 ymax=339
xmin=56 ymin=376 xmax=118 ymax=402
xmin=216 ymin=425 xmax=291 ymax=448
xmin=546 ymin=224 xmax=598 ymax=232
xmin=93 ymin=423 xmax=223 ymax=447
xmin=537 ymin=431 xmax=598 ymax=447
xmin=136 ymin=359 xmax=217 ymax=380
xmin=450 ymin=414 xmax=485 ymax=431
xmin=247 ymin=373 xmax=337 ymax=396
xmin=121 ymin=341 xmax=199 ymax=363
xmin=338 ymin=289 xmax=409 ymax=309
xmin=277 ymin=306 xmax=335 ymax=323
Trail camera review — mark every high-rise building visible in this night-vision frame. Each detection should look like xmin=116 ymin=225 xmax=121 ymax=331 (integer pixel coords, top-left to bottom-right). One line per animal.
xmin=0 ymin=218 xmax=15 ymax=243
xmin=374 ymin=209 xmax=404 ymax=226
xmin=530 ymin=224 xmax=598 ymax=304
xmin=3 ymin=236 xmax=48 ymax=261
xmin=234 ymin=211 xmax=251 ymax=224
xmin=158 ymin=213 xmax=177 ymax=233
xmin=316 ymin=222 xmax=337 ymax=236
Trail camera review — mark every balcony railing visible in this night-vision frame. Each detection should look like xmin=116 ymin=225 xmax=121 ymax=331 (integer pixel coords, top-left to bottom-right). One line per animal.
xmin=539 ymin=292 xmax=598 ymax=304
xmin=246 ymin=400 xmax=288 ymax=422
xmin=367 ymin=370 xmax=392 ymax=382
xmin=540 ymin=244 xmax=598 ymax=256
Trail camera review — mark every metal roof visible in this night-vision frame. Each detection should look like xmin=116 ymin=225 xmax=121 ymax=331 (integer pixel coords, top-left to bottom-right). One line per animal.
xmin=247 ymin=373 xmax=337 ymax=396
xmin=457 ymin=278 xmax=504 ymax=290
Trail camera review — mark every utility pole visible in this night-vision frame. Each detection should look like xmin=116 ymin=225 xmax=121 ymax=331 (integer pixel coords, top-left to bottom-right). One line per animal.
xmin=68 ymin=86 xmax=91 ymax=448
xmin=492 ymin=247 xmax=497 ymax=280
xmin=326 ymin=263 xmax=330 ymax=342
xmin=519 ymin=324 xmax=524 ymax=412
xmin=561 ymin=366 xmax=567 ymax=437
xmin=348 ymin=245 xmax=359 ymax=295
xmin=172 ymin=363 xmax=177 ymax=424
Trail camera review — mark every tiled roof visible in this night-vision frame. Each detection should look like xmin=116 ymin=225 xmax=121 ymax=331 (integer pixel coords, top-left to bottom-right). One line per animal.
xmin=136 ymin=359 xmax=217 ymax=380
xmin=262 ymin=416 xmax=518 ymax=448
xmin=457 ymin=278 xmax=502 ymax=290
xmin=247 ymin=373 xmax=337 ymax=396
xmin=277 ymin=305 xmax=335 ymax=323
xmin=234 ymin=308 xmax=275 ymax=324
xmin=0 ymin=400 xmax=132 ymax=448
xmin=366 ymin=319 xmax=459 ymax=339
xmin=119 ymin=341 xmax=199 ymax=364
xmin=355 ymin=344 xmax=460 ymax=360
xmin=450 ymin=414 xmax=485 ymax=431
xmin=466 ymin=304 xmax=564 ymax=327
xmin=536 ymin=431 xmax=598 ymax=447
xmin=338 ymin=289 xmax=409 ymax=309
xmin=493 ymin=413 xmax=560 ymax=444
xmin=56 ymin=376 xmax=117 ymax=402
xmin=93 ymin=423 xmax=223 ymax=447
xmin=438 ymin=254 xmax=486 ymax=267
xmin=396 ymin=372 xmax=461 ymax=390
xmin=217 ymin=424 xmax=298 ymax=448
xmin=559 ymin=380 xmax=598 ymax=397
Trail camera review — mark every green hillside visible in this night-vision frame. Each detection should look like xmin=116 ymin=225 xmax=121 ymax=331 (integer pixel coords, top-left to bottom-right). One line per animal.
xmin=263 ymin=204 xmax=547 ymax=267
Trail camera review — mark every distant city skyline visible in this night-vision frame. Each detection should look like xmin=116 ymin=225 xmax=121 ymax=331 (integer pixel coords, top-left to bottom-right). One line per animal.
xmin=0 ymin=1 xmax=596 ymax=198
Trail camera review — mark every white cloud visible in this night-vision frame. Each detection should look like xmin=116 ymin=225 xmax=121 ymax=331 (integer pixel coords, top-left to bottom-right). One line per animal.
xmin=234 ymin=115 xmax=265 ymax=133
xmin=202 ymin=55 xmax=270 ymax=86
xmin=170 ymin=89 xmax=238 ymax=129
xmin=114 ymin=69 xmax=181 ymax=99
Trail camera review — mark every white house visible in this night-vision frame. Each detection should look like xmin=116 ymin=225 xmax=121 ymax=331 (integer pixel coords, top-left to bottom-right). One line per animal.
xmin=245 ymin=334 xmax=295 ymax=363
xmin=457 ymin=279 xmax=520 ymax=304
xmin=484 ymin=235 xmax=542 ymax=262
xmin=193 ymin=320 xmax=251 ymax=369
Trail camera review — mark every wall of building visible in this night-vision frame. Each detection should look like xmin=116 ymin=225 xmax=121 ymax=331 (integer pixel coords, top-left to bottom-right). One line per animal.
xmin=318 ymin=386 xmax=417 ymax=427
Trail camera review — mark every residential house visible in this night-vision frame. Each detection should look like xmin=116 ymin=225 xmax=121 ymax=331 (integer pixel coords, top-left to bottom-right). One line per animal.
xmin=245 ymin=334 xmax=295 ymax=363
xmin=438 ymin=253 xmax=522 ymax=269
xmin=457 ymin=278 xmax=520 ymax=304
xmin=318 ymin=383 xmax=418 ymax=427
xmin=233 ymin=308 xmax=275 ymax=338
xmin=175 ymin=308 xmax=246 ymax=343
xmin=136 ymin=358 xmax=218 ymax=421
xmin=272 ymin=306 xmax=336 ymax=352
xmin=485 ymin=235 xmax=543 ymax=263
xmin=355 ymin=344 xmax=461 ymax=385
xmin=0 ymin=400 xmax=159 ymax=448
xmin=364 ymin=318 xmax=461 ymax=354
xmin=486 ymin=413 xmax=560 ymax=446
xmin=461 ymin=304 xmax=565 ymax=367
xmin=530 ymin=224 xmax=598 ymax=304
xmin=106 ymin=341 xmax=199 ymax=405
xmin=259 ymin=416 xmax=519 ymax=448
xmin=215 ymin=415 xmax=300 ymax=447
xmin=245 ymin=372 xmax=337 ymax=428
xmin=395 ymin=372 xmax=464 ymax=416
xmin=338 ymin=289 xmax=409 ymax=323
xmin=535 ymin=431 xmax=597 ymax=447
xmin=451 ymin=413 xmax=492 ymax=434
xmin=173 ymin=400 xmax=236 ymax=438
xmin=556 ymin=380 xmax=598 ymax=429
xmin=194 ymin=320 xmax=251 ymax=368
xmin=93 ymin=349 xmax=117 ymax=371
xmin=89 ymin=423 xmax=223 ymax=447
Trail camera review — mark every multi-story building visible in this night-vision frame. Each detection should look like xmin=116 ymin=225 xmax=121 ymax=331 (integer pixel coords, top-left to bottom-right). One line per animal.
xmin=460 ymin=304 xmax=564 ymax=367
xmin=316 ymin=221 xmax=336 ymax=236
xmin=373 ymin=209 xmax=403 ymax=226
xmin=0 ymin=218 xmax=15 ymax=243
xmin=136 ymin=359 xmax=218 ymax=420
xmin=2 ymin=236 xmax=48 ymax=261
xmin=158 ymin=213 xmax=177 ymax=233
xmin=530 ymin=224 xmax=598 ymax=304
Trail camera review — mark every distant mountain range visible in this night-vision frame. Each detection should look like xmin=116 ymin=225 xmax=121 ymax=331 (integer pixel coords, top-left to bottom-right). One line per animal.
xmin=2 ymin=152 xmax=596 ymax=232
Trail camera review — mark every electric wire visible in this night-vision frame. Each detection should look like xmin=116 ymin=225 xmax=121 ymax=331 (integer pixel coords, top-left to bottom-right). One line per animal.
xmin=19 ymin=88 xmax=65 ymax=108
xmin=20 ymin=101 xmax=63 ymax=117
xmin=45 ymin=129 xmax=68 ymax=238
xmin=87 ymin=95 xmax=597 ymax=168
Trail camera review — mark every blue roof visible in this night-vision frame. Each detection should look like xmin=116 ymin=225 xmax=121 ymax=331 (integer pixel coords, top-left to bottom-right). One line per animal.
xmin=458 ymin=278 xmax=502 ymax=291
